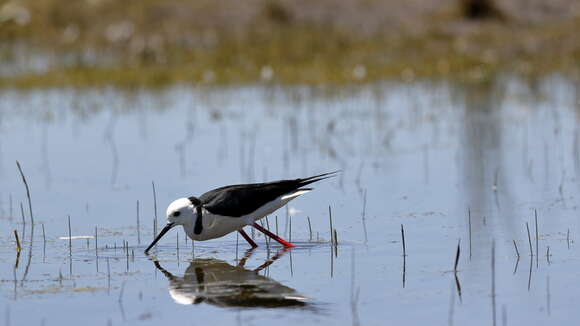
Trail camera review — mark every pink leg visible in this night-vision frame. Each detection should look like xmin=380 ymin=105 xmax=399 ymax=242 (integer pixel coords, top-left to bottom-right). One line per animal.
xmin=238 ymin=229 xmax=258 ymax=248
xmin=252 ymin=223 xmax=295 ymax=248
xmin=237 ymin=248 xmax=256 ymax=268
xmin=254 ymin=248 xmax=290 ymax=272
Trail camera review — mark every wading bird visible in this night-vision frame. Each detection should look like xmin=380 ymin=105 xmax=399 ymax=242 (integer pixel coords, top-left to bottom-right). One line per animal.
xmin=144 ymin=171 xmax=337 ymax=253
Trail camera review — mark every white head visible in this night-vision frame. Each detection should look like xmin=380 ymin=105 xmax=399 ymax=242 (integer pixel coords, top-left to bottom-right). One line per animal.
xmin=166 ymin=197 xmax=196 ymax=226
xmin=145 ymin=197 xmax=198 ymax=253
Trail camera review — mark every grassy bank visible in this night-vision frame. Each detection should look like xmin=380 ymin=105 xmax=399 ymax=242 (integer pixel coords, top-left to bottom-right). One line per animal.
xmin=1 ymin=0 xmax=580 ymax=87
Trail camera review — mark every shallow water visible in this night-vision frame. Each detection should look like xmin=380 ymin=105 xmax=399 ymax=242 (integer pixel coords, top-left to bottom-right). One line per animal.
xmin=1 ymin=77 xmax=580 ymax=325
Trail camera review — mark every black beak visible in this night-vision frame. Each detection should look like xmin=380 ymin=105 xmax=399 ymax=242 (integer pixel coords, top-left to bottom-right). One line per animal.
xmin=144 ymin=223 xmax=175 ymax=254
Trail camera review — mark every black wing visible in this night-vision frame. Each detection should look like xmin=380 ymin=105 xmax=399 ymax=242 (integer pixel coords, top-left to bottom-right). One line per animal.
xmin=199 ymin=171 xmax=338 ymax=217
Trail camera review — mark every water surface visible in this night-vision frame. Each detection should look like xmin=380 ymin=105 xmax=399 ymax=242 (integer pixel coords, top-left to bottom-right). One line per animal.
xmin=1 ymin=77 xmax=579 ymax=325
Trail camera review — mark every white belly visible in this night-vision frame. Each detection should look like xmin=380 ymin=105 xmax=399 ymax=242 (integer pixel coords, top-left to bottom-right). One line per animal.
xmin=185 ymin=189 xmax=311 ymax=241
xmin=187 ymin=212 xmax=248 ymax=241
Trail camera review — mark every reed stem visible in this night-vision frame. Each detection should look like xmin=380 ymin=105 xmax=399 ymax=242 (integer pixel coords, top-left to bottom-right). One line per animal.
xmin=95 ymin=226 xmax=98 ymax=257
xmin=329 ymin=205 xmax=334 ymax=244
xmin=401 ymin=224 xmax=406 ymax=257
xmin=453 ymin=239 xmax=461 ymax=272
xmin=513 ymin=240 xmax=520 ymax=258
xmin=526 ymin=222 xmax=533 ymax=256
xmin=13 ymin=230 xmax=21 ymax=252
xmin=67 ymin=215 xmax=72 ymax=257
xmin=307 ymin=216 xmax=312 ymax=241
xmin=16 ymin=161 xmax=34 ymax=225
xmin=152 ymin=181 xmax=158 ymax=225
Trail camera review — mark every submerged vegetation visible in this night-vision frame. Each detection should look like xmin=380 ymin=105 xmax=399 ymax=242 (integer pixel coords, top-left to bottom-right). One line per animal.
xmin=1 ymin=0 xmax=580 ymax=87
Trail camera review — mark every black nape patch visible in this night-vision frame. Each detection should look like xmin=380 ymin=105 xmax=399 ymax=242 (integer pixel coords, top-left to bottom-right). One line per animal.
xmin=194 ymin=207 xmax=203 ymax=235
xmin=188 ymin=196 xmax=202 ymax=206
xmin=189 ymin=196 xmax=204 ymax=235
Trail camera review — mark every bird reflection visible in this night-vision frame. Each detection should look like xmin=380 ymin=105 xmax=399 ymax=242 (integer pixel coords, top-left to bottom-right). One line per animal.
xmin=152 ymin=249 xmax=311 ymax=308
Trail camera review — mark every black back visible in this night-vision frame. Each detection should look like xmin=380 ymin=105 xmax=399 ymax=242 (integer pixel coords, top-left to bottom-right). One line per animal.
xmin=198 ymin=172 xmax=337 ymax=217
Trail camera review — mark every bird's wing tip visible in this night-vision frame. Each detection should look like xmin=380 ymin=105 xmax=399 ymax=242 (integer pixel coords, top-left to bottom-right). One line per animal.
xmin=303 ymin=170 xmax=341 ymax=181
xmin=299 ymin=171 xmax=341 ymax=186
xmin=315 ymin=170 xmax=341 ymax=178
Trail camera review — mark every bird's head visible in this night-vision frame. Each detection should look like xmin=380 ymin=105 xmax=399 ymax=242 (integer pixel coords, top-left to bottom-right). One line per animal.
xmin=166 ymin=197 xmax=195 ymax=226
xmin=145 ymin=197 xmax=199 ymax=254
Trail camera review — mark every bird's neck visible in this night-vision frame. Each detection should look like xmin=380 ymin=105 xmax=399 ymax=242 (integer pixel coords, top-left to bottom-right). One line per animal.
xmin=181 ymin=219 xmax=196 ymax=239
